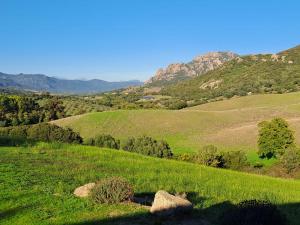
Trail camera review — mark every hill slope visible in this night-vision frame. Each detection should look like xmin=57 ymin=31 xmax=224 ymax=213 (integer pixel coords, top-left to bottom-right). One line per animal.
xmin=161 ymin=45 xmax=300 ymax=103
xmin=146 ymin=52 xmax=238 ymax=86
xmin=53 ymin=92 xmax=300 ymax=153
xmin=0 ymin=72 xmax=143 ymax=94
xmin=1 ymin=143 xmax=299 ymax=225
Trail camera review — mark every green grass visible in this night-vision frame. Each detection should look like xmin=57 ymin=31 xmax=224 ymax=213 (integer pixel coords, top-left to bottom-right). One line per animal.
xmin=53 ymin=92 xmax=300 ymax=155
xmin=246 ymin=151 xmax=278 ymax=167
xmin=1 ymin=143 xmax=300 ymax=225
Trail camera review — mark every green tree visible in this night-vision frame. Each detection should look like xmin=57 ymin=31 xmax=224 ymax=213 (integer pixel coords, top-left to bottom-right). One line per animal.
xmin=258 ymin=118 xmax=295 ymax=159
xmin=43 ymin=97 xmax=65 ymax=121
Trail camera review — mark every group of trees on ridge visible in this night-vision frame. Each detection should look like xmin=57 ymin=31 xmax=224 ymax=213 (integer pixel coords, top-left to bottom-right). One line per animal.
xmin=0 ymin=95 xmax=65 ymax=127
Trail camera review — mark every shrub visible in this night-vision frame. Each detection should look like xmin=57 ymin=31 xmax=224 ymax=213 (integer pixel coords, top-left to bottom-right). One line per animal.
xmin=26 ymin=124 xmax=82 ymax=144
xmin=176 ymin=153 xmax=196 ymax=162
xmin=258 ymin=118 xmax=295 ymax=159
xmin=196 ymin=145 xmax=224 ymax=167
xmin=220 ymin=200 xmax=286 ymax=225
xmin=85 ymin=134 xmax=120 ymax=149
xmin=0 ymin=123 xmax=82 ymax=145
xmin=90 ymin=177 xmax=133 ymax=204
xmin=223 ymin=150 xmax=248 ymax=170
xmin=94 ymin=134 xmax=120 ymax=149
xmin=0 ymin=135 xmax=33 ymax=146
xmin=280 ymin=147 xmax=300 ymax=173
xmin=162 ymin=99 xmax=188 ymax=110
xmin=121 ymin=136 xmax=173 ymax=158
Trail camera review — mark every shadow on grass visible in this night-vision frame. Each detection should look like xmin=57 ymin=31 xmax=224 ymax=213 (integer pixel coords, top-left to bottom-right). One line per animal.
xmin=0 ymin=205 xmax=35 ymax=221
xmin=64 ymin=200 xmax=300 ymax=225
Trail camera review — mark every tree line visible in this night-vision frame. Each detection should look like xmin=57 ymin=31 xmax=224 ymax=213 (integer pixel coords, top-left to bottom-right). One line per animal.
xmin=0 ymin=95 xmax=65 ymax=127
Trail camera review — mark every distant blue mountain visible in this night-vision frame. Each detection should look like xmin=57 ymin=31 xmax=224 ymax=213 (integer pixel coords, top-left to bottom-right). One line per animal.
xmin=0 ymin=72 xmax=143 ymax=94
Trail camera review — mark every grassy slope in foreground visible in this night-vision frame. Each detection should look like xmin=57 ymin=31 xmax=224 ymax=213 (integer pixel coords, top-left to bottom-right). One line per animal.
xmin=0 ymin=143 xmax=300 ymax=225
xmin=53 ymin=92 xmax=300 ymax=154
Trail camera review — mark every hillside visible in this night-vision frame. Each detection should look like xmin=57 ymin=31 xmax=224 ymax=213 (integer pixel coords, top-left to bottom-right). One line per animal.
xmin=53 ymin=92 xmax=300 ymax=154
xmin=161 ymin=45 xmax=300 ymax=104
xmin=1 ymin=143 xmax=299 ymax=225
xmin=146 ymin=52 xmax=238 ymax=86
xmin=0 ymin=72 xmax=143 ymax=94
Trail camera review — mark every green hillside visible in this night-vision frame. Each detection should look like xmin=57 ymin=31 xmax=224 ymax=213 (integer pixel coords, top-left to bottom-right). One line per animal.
xmin=1 ymin=143 xmax=300 ymax=225
xmin=161 ymin=45 xmax=300 ymax=104
xmin=53 ymin=92 xmax=300 ymax=154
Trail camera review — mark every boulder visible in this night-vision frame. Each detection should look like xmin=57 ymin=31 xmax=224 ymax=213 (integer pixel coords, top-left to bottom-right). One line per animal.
xmin=150 ymin=190 xmax=193 ymax=216
xmin=73 ymin=183 xmax=95 ymax=197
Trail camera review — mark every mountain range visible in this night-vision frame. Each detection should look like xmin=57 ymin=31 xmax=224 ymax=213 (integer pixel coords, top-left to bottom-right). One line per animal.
xmin=0 ymin=73 xmax=142 ymax=94
xmin=1 ymin=45 xmax=300 ymax=96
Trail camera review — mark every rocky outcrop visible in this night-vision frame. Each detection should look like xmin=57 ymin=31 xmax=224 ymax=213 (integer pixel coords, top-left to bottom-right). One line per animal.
xmin=73 ymin=183 xmax=96 ymax=198
xmin=150 ymin=190 xmax=193 ymax=216
xmin=146 ymin=52 xmax=238 ymax=85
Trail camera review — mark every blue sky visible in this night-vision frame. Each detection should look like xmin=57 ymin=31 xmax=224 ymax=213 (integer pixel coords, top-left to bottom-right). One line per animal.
xmin=0 ymin=0 xmax=299 ymax=81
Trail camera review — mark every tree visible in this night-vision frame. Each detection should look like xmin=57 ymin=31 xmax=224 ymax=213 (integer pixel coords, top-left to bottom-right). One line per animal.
xmin=258 ymin=118 xmax=295 ymax=159
xmin=43 ymin=97 xmax=65 ymax=121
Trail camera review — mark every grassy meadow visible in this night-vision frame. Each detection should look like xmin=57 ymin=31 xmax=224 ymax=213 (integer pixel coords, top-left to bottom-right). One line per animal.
xmin=1 ymin=143 xmax=300 ymax=225
xmin=53 ymin=92 xmax=300 ymax=154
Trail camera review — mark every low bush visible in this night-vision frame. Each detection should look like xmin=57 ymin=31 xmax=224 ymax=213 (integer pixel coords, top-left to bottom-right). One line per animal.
xmin=195 ymin=145 xmax=224 ymax=167
xmin=122 ymin=136 xmax=173 ymax=158
xmin=0 ymin=123 xmax=82 ymax=145
xmin=220 ymin=200 xmax=286 ymax=225
xmin=280 ymin=147 xmax=300 ymax=173
xmin=0 ymin=135 xmax=33 ymax=146
xmin=222 ymin=150 xmax=249 ymax=170
xmin=84 ymin=134 xmax=120 ymax=149
xmin=90 ymin=177 xmax=133 ymax=204
xmin=176 ymin=153 xmax=196 ymax=162
xmin=194 ymin=146 xmax=249 ymax=170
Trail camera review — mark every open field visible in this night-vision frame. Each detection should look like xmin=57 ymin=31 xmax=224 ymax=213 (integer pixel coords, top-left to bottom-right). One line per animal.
xmin=1 ymin=143 xmax=300 ymax=225
xmin=53 ymin=92 xmax=300 ymax=154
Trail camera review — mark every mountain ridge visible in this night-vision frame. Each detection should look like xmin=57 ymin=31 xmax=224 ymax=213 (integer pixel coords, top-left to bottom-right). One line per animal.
xmin=0 ymin=72 xmax=142 ymax=94
xmin=161 ymin=45 xmax=300 ymax=104
xmin=146 ymin=51 xmax=238 ymax=86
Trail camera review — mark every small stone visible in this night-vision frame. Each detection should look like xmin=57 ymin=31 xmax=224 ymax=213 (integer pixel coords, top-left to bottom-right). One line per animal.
xmin=74 ymin=183 xmax=95 ymax=198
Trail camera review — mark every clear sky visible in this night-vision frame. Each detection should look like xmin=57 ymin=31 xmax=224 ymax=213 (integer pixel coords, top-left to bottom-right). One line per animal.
xmin=0 ymin=0 xmax=299 ymax=81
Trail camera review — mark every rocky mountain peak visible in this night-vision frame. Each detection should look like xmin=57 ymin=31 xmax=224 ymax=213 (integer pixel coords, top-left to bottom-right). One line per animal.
xmin=146 ymin=51 xmax=238 ymax=85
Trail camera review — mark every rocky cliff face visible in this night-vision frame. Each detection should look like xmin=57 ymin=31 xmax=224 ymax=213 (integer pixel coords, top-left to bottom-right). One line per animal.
xmin=146 ymin=52 xmax=238 ymax=85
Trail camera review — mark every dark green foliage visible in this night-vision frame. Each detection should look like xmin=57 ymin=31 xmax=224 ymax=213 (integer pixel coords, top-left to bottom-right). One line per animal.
xmin=223 ymin=150 xmax=249 ymax=170
xmin=0 ymin=94 xmax=67 ymax=127
xmin=0 ymin=123 xmax=82 ymax=145
xmin=196 ymin=145 xmax=224 ymax=167
xmin=161 ymin=98 xmax=188 ymax=110
xmin=220 ymin=200 xmax=286 ymax=225
xmin=258 ymin=118 xmax=295 ymax=159
xmin=0 ymin=95 xmax=42 ymax=127
xmin=43 ymin=97 xmax=65 ymax=121
xmin=0 ymin=135 xmax=33 ymax=146
xmin=85 ymin=134 xmax=120 ymax=149
xmin=90 ymin=177 xmax=133 ymax=204
xmin=122 ymin=136 xmax=173 ymax=158
xmin=280 ymin=147 xmax=300 ymax=173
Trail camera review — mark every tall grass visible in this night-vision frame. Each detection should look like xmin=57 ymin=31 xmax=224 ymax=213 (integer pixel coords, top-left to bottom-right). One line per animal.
xmin=0 ymin=143 xmax=299 ymax=224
